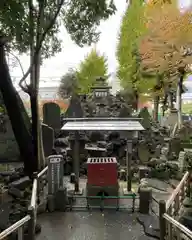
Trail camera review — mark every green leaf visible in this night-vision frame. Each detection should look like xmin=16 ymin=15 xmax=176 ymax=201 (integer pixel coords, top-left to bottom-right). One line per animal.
xmin=76 ymin=48 xmax=108 ymax=93
xmin=58 ymin=69 xmax=79 ymax=98
xmin=0 ymin=0 xmax=117 ymax=57
xmin=116 ymin=0 xmax=147 ymax=94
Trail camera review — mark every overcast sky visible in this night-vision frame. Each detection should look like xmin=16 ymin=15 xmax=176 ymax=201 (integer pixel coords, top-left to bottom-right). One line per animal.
xmin=11 ymin=0 xmax=191 ymax=87
xmin=12 ymin=0 xmax=127 ymax=87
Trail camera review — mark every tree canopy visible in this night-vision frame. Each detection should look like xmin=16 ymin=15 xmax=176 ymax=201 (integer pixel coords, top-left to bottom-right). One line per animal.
xmin=76 ymin=48 xmax=108 ymax=93
xmin=117 ymin=0 xmax=192 ymax=108
xmin=139 ymin=1 xmax=192 ymax=79
xmin=115 ymin=0 xmax=160 ymax=105
xmin=0 ymin=0 xmax=117 ymax=175
xmin=116 ymin=0 xmax=146 ymax=92
xmin=0 ymin=0 xmax=117 ymax=57
xmin=58 ymin=48 xmax=109 ymax=97
xmin=58 ymin=69 xmax=79 ymax=99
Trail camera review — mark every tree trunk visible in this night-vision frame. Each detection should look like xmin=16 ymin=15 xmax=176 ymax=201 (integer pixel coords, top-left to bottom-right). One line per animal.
xmin=162 ymin=93 xmax=167 ymax=117
xmin=153 ymin=74 xmax=162 ymax=121
xmin=29 ymin=0 xmax=45 ymax=171
xmin=135 ymin=90 xmax=138 ymax=111
xmin=153 ymin=95 xmax=159 ymax=122
xmin=30 ymin=56 xmax=45 ymax=171
xmin=168 ymin=92 xmax=174 ymax=110
xmin=177 ymin=74 xmax=184 ymax=129
xmin=0 ymin=39 xmax=35 ymax=176
xmin=37 ymin=2 xmax=46 ymax=170
xmin=16 ymin=92 xmax=31 ymax=129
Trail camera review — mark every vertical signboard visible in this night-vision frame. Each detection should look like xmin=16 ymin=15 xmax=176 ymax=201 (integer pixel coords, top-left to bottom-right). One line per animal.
xmin=48 ymin=155 xmax=64 ymax=195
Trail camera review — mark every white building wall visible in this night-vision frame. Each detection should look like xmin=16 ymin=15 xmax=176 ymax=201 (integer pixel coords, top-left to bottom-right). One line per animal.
xmin=182 ymin=80 xmax=192 ymax=103
xmin=18 ymin=86 xmax=59 ymax=101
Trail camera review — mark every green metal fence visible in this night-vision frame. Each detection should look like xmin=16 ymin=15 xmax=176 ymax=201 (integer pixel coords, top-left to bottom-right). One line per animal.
xmin=67 ymin=192 xmax=138 ymax=212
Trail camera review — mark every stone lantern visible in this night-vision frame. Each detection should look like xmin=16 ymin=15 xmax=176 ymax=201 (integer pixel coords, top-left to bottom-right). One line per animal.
xmin=91 ymin=76 xmax=112 ymax=98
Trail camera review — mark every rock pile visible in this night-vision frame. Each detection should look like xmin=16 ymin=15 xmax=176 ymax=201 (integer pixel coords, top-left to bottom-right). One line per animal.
xmin=147 ymin=157 xmax=179 ymax=180
xmin=0 ymin=167 xmax=42 ymax=236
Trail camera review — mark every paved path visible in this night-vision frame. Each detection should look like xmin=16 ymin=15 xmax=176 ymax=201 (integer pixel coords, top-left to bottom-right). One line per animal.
xmin=37 ymin=211 xmax=149 ymax=240
xmin=37 ymin=177 xmax=176 ymax=240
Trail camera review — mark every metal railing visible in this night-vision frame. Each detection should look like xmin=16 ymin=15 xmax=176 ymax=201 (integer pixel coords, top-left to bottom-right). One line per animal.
xmin=0 ymin=166 xmax=48 ymax=240
xmin=166 ymin=171 xmax=189 ymax=218
xmin=67 ymin=193 xmax=138 ymax=212
xmin=159 ymin=171 xmax=192 ymax=240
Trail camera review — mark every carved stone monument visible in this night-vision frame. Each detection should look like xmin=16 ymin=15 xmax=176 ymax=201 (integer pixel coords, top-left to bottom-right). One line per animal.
xmin=64 ymin=95 xmax=84 ymax=118
xmin=42 ymin=124 xmax=54 ymax=158
xmin=43 ymin=102 xmax=61 ymax=132
xmin=178 ymin=151 xmax=187 ymax=172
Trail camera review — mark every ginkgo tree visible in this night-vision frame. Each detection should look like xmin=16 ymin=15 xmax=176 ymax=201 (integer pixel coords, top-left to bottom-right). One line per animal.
xmin=116 ymin=0 xmax=164 ymax=112
xmin=76 ymin=48 xmax=108 ymax=94
xmin=139 ymin=1 xmax=192 ymax=126
xmin=116 ymin=0 xmax=147 ymax=110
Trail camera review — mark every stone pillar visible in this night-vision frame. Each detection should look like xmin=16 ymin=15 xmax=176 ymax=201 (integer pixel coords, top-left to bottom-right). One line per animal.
xmin=47 ymin=195 xmax=55 ymax=212
xmin=55 ymin=187 xmax=67 ymax=211
xmin=69 ymin=131 xmax=80 ymax=192
xmin=80 ymin=138 xmax=86 ymax=152
xmin=139 ymin=187 xmax=152 ymax=214
xmin=126 ymin=140 xmax=132 ymax=191
xmin=119 ymin=169 xmax=126 ymax=181
xmin=70 ymin=173 xmax=76 ymax=183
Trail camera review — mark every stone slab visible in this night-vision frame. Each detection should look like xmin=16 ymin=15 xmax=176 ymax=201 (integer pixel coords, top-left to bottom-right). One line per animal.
xmin=36 ymin=211 xmax=146 ymax=240
xmin=145 ymin=178 xmax=172 ymax=192
xmin=55 ymin=188 xmax=67 ymax=212
xmin=137 ymin=214 xmax=160 ymax=239
xmin=123 ymin=188 xmax=136 ymax=196
xmin=47 ymin=195 xmax=55 ymax=212
xmin=9 ymin=176 xmax=31 ymax=190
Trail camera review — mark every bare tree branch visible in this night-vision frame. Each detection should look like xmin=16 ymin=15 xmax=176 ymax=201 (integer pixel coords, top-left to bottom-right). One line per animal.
xmin=9 ymin=51 xmax=30 ymax=92
xmin=7 ymin=51 xmax=25 ymax=76
xmin=4 ymin=46 xmax=29 ymax=92
xmin=19 ymin=0 xmax=65 ymax=91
